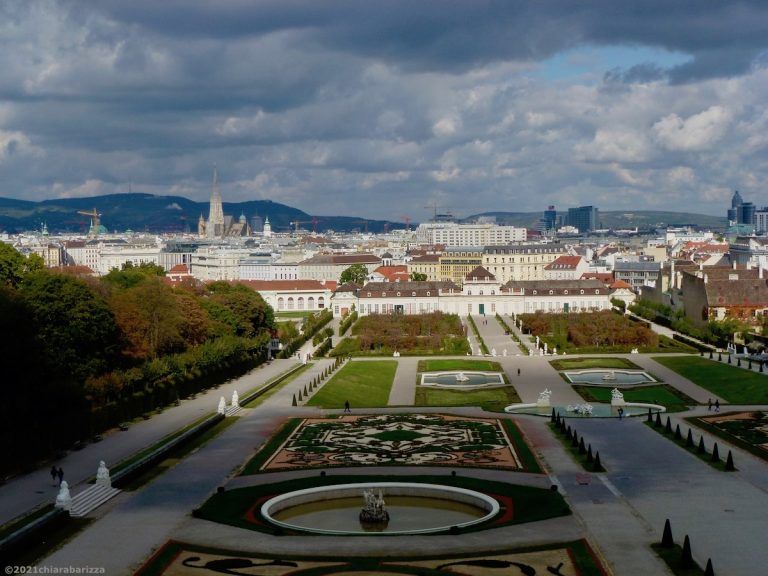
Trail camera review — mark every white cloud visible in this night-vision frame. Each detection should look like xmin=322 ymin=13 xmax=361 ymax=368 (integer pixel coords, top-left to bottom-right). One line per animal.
xmin=576 ymin=128 xmax=653 ymax=162
xmin=652 ymin=105 xmax=732 ymax=151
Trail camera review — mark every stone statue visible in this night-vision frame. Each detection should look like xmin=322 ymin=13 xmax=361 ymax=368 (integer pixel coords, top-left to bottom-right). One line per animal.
xmin=552 ymin=347 xmax=557 ymax=355
xmin=503 ymin=349 xmax=507 ymax=357
xmin=96 ymin=460 xmax=111 ymax=488
xmin=535 ymin=335 xmax=540 ymax=347
xmin=455 ymin=372 xmax=470 ymax=382
xmin=537 ymin=388 xmax=552 ymax=407
xmin=491 ymin=348 xmax=497 ymax=357
xmin=360 ymin=488 xmax=389 ymax=524
xmin=217 ymin=396 xmax=226 ymax=415
xmin=567 ymin=403 xmax=594 ymax=416
xmin=55 ymin=481 xmax=72 ymax=511
xmin=232 ymin=390 xmax=239 ymax=408
xmin=602 ymin=370 xmax=617 ymax=381
xmin=543 ymin=343 xmax=548 ymax=355
xmin=611 ymin=388 xmax=626 ymax=406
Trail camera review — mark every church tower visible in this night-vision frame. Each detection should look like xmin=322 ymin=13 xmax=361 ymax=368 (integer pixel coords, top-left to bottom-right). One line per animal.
xmin=207 ymin=166 xmax=225 ymax=238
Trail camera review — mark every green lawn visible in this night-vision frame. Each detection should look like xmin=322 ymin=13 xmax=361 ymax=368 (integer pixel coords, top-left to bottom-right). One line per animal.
xmin=417 ymin=359 xmax=503 ymax=372
xmin=415 ymin=386 xmax=520 ymax=412
xmin=306 ymin=360 xmax=397 ymax=408
xmin=652 ymin=356 xmax=768 ymax=404
xmin=573 ymin=385 xmax=696 ymax=412
xmin=550 ymin=357 xmax=641 ymax=371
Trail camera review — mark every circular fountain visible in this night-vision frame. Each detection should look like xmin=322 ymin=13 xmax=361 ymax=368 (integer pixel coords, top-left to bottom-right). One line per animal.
xmin=261 ymin=482 xmax=499 ymax=535
xmin=420 ymin=372 xmax=506 ymax=389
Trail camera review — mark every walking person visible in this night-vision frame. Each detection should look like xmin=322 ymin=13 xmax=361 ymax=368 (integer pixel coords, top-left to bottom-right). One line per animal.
xmin=50 ymin=465 xmax=58 ymax=486
xmin=708 ymin=398 xmax=712 ymax=411
xmin=618 ymin=407 xmax=624 ymax=419
xmin=344 ymin=400 xmax=351 ymax=413
xmin=714 ymin=399 xmax=720 ymax=413
xmin=517 ymin=368 xmax=521 ymax=376
xmin=57 ymin=467 xmax=64 ymax=486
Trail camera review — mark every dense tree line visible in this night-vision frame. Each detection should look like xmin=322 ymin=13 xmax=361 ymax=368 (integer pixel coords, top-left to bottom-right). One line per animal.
xmin=0 ymin=253 xmax=274 ymax=476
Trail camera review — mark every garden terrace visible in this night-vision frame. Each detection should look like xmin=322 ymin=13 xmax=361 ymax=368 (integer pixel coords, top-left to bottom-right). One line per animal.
xmin=330 ymin=312 xmax=470 ymax=356
xmin=690 ymin=411 xmax=768 ymax=463
xmin=549 ymin=357 xmax=642 ymax=371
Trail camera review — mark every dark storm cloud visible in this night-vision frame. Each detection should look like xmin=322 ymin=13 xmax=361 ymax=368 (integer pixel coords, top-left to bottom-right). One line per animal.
xmin=1 ymin=0 xmax=768 ymax=218
xmin=77 ymin=0 xmax=768 ymax=80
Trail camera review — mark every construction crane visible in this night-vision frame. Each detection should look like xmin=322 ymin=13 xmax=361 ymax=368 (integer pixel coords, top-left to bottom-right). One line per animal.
xmin=77 ymin=208 xmax=102 ymax=236
xmin=424 ymin=201 xmax=440 ymax=220
xmin=400 ymin=215 xmax=412 ymax=232
xmin=383 ymin=222 xmax=390 ymax=234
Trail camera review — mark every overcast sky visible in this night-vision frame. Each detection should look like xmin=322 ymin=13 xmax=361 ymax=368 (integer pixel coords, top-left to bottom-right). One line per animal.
xmin=1 ymin=1 xmax=767 ymax=220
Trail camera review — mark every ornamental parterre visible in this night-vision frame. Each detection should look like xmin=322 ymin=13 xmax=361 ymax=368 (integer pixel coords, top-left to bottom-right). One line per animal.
xmin=260 ymin=413 xmax=524 ymax=471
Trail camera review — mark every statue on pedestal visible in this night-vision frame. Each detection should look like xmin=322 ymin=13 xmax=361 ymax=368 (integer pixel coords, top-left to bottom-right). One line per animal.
xmin=217 ymin=396 xmax=226 ymax=415
xmin=96 ymin=460 xmax=111 ymax=488
xmin=232 ymin=390 xmax=239 ymax=408
xmin=55 ymin=481 xmax=72 ymax=511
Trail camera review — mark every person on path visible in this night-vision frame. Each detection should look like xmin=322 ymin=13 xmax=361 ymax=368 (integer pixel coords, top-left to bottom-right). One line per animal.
xmin=618 ymin=407 xmax=624 ymax=419
xmin=714 ymin=399 xmax=720 ymax=413
xmin=708 ymin=398 xmax=712 ymax=411
xmin=517 ymin=368 xmax=521 ymax=376
xmin=57 ymin=467 xmax=64 ymax=486
xmin=50 ymin=465 xmax=57 ymax=486
xmin=344 ymin=400 xmax=351 ymax=413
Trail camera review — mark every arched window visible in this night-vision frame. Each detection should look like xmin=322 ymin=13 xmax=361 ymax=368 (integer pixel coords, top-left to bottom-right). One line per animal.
xmin=318 ymin=296 xmax=325 ymax=308
xmin=308 ymin=296 xmax=315 ymax=309
xmin=287 ymin=297 xmax=294 ymax=310
xmin=297 ymin=297 xmax=304 ymax=310
xmin=277 ymin=297 xmax=284 ymax=310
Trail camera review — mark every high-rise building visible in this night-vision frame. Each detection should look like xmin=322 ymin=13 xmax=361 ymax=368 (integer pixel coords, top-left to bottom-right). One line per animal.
xmin=538 ymin=205 xmax=557 ymax=233
xmin=728 ymin=190 xmax=744 ymax=224
xmin=251 ymin=214 xmax=264 ymax=233
xmin=566 ymin=205 xmax=599 ymax=233
xmin=738 ymin=202 xmax=756 ymax=226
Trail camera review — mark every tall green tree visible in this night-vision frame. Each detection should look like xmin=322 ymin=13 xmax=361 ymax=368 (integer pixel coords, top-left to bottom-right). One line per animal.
xmin=103 ymin=261 xmax=166 ymax=289
xmin=339 ymin=264 xmax=369 ymax=285
xmin=0 ymin=243 xmax=43 ymax=287
xmin=410 ymin=272 xmax=428 ymax=281
xmin=20 ymin=271 xmax=120 ymax=379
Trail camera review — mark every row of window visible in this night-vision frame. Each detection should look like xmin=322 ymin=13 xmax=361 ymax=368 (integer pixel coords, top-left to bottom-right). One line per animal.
xmin=276 ymin=296 xmax=325 ymax=310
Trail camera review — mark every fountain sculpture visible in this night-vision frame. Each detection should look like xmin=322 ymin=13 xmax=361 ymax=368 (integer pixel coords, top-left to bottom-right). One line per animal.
xmin=602 ymin=370 xmax=617 ymax=381
xmin=610 ymin=388 xmax=626 ymax=406
xmin=359 ymin=488 xmax=389 ymax=525
xmin=455 ymin=372 xmax=470 ymax=382
xmin=536 ymin=389 xmax=552 ymax=407
xmin=567 ymin=404 xmax=594 ymax=416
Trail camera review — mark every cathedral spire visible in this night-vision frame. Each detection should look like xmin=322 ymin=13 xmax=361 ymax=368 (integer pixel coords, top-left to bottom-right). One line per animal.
xmin=207 ymin=165 xmax=225 ymax=238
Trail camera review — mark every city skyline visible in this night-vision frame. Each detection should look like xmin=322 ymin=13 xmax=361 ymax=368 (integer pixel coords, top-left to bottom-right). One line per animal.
xmin=1 ymin=2 xmax=767 ymax=219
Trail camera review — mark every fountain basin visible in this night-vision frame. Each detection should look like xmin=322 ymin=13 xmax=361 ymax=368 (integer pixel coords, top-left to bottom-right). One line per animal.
xmin=564 ymin=370 xmax=656 ymax=386
xmin=261 ymin=482 xmax=499 ymax=535
xmin=420 ymin=371 xmax=506 ymax=389
xmin=504 ymin=402 xmax=665 ymax=418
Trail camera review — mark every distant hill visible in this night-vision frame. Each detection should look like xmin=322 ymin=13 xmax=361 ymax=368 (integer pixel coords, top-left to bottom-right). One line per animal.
xmin=464 ymin=210 xmax=727 ymax=231
xmin=0 ymin=193 xmax=402 ymax=234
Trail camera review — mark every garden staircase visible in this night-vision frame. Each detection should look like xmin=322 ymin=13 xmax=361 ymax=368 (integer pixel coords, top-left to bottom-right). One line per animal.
xmin=225 ymin=404 xmax=242 ymax=417
xmin=68 ymin=484 xmax=121 ymax=518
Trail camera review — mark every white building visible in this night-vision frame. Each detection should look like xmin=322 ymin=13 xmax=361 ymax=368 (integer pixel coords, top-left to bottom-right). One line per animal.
xmin=298 ymin=253 xmax=381 ymax=282
xmin=239 ymin=280 xmax=334 ymax=312
xmin=415 ymin=222 xmax=526 ymax=246
xmin=98 ymin=240 xmax=161 ymax=275
xmin=191 ymin=246 xmax=255 ymax=281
